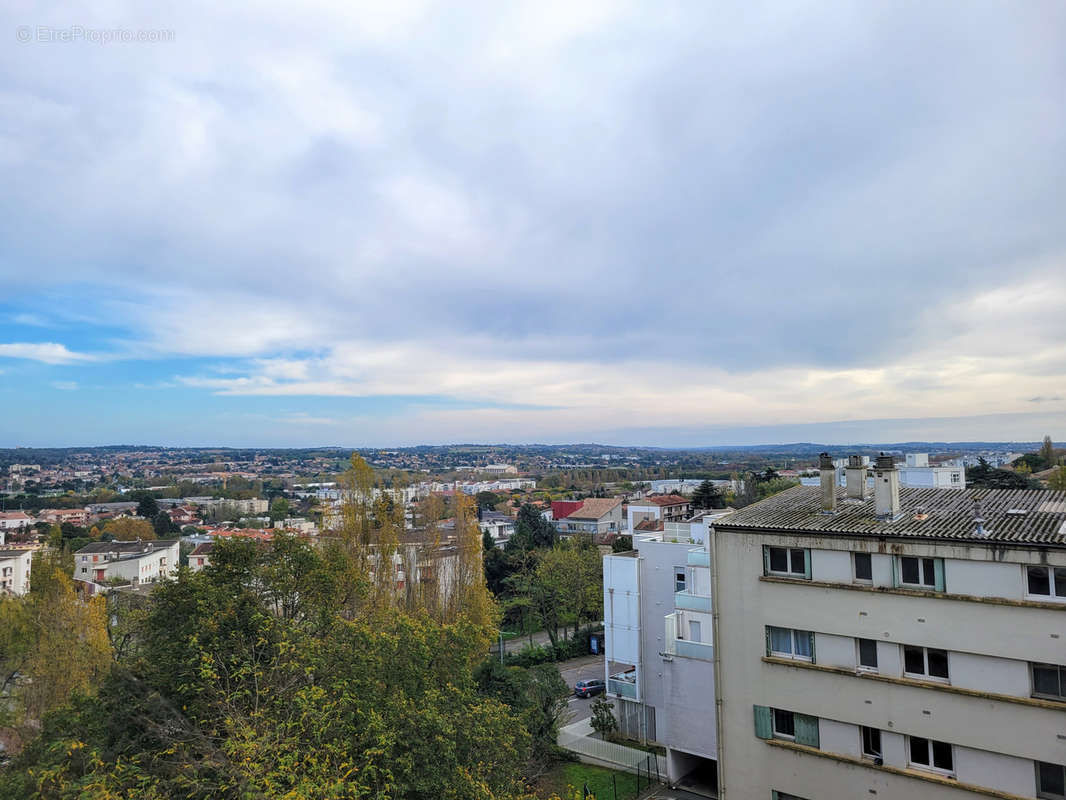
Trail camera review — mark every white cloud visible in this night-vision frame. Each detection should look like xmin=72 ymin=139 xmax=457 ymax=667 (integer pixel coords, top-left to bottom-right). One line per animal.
xmin=0 ymin=343 xmax=97 ymax=364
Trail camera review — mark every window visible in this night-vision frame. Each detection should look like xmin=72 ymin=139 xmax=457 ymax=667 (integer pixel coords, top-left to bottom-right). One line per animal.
xmin=909 ymin=736 xmax=953 ymax=773
xmin=903 ymin=645 xmax=949 ymax=681
xmin=1038 ymin=761 xmax=1066 ymax=800
xmin=689 ymin=620 xmax=702 ymax=641
xmin=861 ymin=726 xmax=882 ymax=759
xmin=857 ymin=638 xmax=878 ymax=670
xmin=1027 ymin=566 xmax=1066 ymax=601
xmin=674 ymin=568 xmax=687 ymax=592
xmin=854 ymin=552 xmax=872 ymax=582
xmin=766 ymin=546 xmax=808 ymax=578
xmin=1032 ymin=663 xmax=1066 ymax=701
xmin=81 ymin=567 xmax=87 ymax=574
xmin=899 ymin=556 xmax=937 ymax=588
xmin=767 ymin=626 xmax=814 ymax=661
xmin=950 ymin=472 xmax=961 ymax=485
xmin=773 ymin=709 xmax=795 ymax=739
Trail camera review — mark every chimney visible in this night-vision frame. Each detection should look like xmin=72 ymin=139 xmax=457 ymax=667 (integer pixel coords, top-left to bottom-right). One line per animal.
xmin=874 ymin=453 xmax=900 ymax=518
xmin=972 ymin=498 xmax=988 ymax=537
xmin=819 ymin=452 xmax=836 ymax=512
xmin=846 ymin=455 xmax=867 ymax=499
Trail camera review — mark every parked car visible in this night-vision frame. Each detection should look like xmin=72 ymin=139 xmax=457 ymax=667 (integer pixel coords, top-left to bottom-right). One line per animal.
xmin=573 ymin=679 xmax=606 ymax=698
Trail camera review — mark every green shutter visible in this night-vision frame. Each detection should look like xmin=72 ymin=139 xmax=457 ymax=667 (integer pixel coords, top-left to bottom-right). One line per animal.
xmin=803 ymin=549 xmax=812 ymax=580
xmin=771 ymin=792 xmax=780 ymax=800
xmin=753 ymin=705 xmax=772 ymax=739
xmin=891 ymin=556 xmax=900 ymax=588
xmin=763 ymin=546 xmax=770 ymax=576
xmin=933 ymin=558 xmax=945 ymax=592
xmin=794 ymin=713 xmax=820 ymax=748
xmin=808 ymin=631 xmax=816 ymax=663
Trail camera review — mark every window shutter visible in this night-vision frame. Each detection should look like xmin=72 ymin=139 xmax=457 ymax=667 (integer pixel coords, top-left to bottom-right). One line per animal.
xmin=765 ymin=626 xmax=772 ymax=657
xmin=794 ymin=714 xmax=820 ymax=748
xmin=753 ymin=705 xmax=772 ymax=739
xmin=803 ymin=549 xmax=812 ymax=580
xmin=808 ymin=631 xmax=816 ymax=663
xmin=891 ymin=556 xmax=900 ymax=588
xmin=763 ymin=546 xmax=770 ymax=576
xmin=933 ymin=559 xmax=945 ymax=592
xmin=771 ymin=792 xmax=780 ymax=800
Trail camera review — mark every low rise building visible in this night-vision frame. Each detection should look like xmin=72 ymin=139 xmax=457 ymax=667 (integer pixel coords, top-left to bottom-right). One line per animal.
xmin=188 ymin=542 xmax=214 ymax=573
xmin=74 ymin=539 xmax=180 ymax=592
xmin=0 ymin=511 xmax=34 ymax=531
xmin=627 ymin=495 xmax=692 ymax=531
xmin=0 ymin=548 xmax=33 ymax=595
xmin=553 ymin=498 xmax=624 ymax=537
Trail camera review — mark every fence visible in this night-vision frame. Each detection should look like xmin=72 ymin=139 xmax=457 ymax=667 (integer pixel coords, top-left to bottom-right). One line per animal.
xmin=558 ymin=718 xmax=665 ymax=798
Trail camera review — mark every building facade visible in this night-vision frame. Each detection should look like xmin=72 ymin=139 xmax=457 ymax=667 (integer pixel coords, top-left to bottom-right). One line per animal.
xmin=0 ymin=548 xmax=33 ymax=595
xmin=74 ymin=539 xmax=180 ymax=591
xmin=711 ymin=457 xmax=1066 ymax=800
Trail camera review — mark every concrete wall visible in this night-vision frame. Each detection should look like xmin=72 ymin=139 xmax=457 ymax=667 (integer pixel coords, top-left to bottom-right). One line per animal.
xmin=604 ymin=553 xmax=641 ymax=666
xmin=945 ymin=558 xmax=1023 ymax=600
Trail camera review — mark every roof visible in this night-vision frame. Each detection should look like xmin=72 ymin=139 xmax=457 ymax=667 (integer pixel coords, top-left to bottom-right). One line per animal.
xmin=714 ymin=485 xmax=1066 ymax=547
xmin=551 ymin=500 xmax=585 ymax=520
xmin=0 ymin=549 xmax=31 ymax=559
xmin=75 ymin=539 xmax=178 ymax=554
xmin=0 ymin=511 xmax=32 ymax=520
xmin=635 ymin=494 xmax=689 ymax=507
xmin=190 ymin=542 xmax=215 ymax=556
xmin=566 ymin=498 xmax=622 ymax=520
xmin=634 ymin=519 xmax=665 ymax=532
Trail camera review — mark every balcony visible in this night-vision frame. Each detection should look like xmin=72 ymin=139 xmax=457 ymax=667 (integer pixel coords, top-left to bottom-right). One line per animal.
xmin=608 ymin=670 xmax=638 ymax=699
xmin=674 ymin=589 xmax=712 ymax=612
xmin=686 ymin=549 xmax=710 ymax=567
xmin=674 ymin=639 xmax=714 ymax=661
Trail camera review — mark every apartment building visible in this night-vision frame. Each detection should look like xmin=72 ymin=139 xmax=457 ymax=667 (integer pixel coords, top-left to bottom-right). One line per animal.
xmin=627 ymin=495 xmax=693 ymax=531
xmin=711 ymin=454 xmax=1066 ymax=800
xmin=603 ymin=524 xmax=720 ymax=795
xmin=0 ymin=548 xmax=33 ymax=595
xmin=555 ymin=498 xmax=623 ymax=537
xmin=74 ymin=539 xmax=180 ymax=592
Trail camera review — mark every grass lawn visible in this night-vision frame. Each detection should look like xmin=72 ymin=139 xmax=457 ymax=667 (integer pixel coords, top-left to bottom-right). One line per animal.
xmin=537 ymin=761 xmax=640 ymax=800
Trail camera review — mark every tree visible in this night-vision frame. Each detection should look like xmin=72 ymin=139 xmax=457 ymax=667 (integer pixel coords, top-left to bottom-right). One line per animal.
xmin=1041 ymin=435 xmax=1055 ymax=468
xmin=136 ymin=495 xmax=159 ymax=519
xmin=268 ymin=496 xmax=290 ymax=522
xmin=103 ymin=516 xmax=156 ymax=541
xmin=1048 ymin=466 xmax=1066 ymax=491
xmin=589 ymin=696 xmax=618 ymax=740
xmin=691 ymin=479 xmax=724 ymax=510
xmin=968 ymin=458 xmax=1038 ymax=489
xmin=151 ymin=511 xmax=177 ymax=537
xmin=476 ymin=491 xmax=502 ymax=510
xmin=507 ymin=503 xmax=557 ymax=551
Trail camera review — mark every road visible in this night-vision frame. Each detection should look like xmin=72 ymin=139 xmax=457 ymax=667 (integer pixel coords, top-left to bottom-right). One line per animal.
xmin=498 ymin=628 xmax=571 ymax=653
xmin=557 ymin=654 xmax=626 ymax=724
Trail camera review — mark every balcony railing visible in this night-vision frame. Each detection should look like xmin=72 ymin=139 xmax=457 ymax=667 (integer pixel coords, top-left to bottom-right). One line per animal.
xmin=687 ymin=549 xmax=710 ymax=567
xmin=608 ymin=671 xmax=638 ymax=699
xmin=674 ymin=590 xmax=712 ymax=612
xmin=674 ymin=639 xmax=714 ymax=661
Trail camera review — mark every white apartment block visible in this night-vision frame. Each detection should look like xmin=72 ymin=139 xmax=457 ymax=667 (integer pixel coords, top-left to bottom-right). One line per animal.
xmin=712 ymin=454 xmax=1066 ymax=800
xmin=603 ymin=453 xmax=1066 ymax=800
xmin=0 ymin=548 xmax=33 ymax=595
xmin=603 ymin=525 xmax=720 ymax=795
xmin=74 ymin=539 xmax=180 ymax=592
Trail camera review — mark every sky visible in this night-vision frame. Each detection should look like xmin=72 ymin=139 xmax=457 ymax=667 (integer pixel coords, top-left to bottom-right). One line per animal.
xmin=1 ymin=1 xmax=1064 ymax=448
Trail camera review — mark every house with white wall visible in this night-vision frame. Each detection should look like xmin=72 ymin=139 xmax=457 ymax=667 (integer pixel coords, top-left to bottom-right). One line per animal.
xmin=73 ymin=539 xmax=180 ymax=592
xmin=0 ymin=548 xmax=33 ymax=595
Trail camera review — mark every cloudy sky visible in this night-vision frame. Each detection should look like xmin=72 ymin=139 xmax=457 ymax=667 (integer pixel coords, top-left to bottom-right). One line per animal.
xmin=1 ymin=1 xmax=1064 ymax=447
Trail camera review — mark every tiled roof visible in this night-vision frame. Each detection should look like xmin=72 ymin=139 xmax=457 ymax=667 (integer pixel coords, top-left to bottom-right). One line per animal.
xmin=190 ymin=542 xmax=214 ymax=556
xmin=642 ymin=494 xmax=689 ymax=507
xmin=634 ymin=519 xmax=664 ymax=532
xmin=551 ymin=501 xmax=585 ymax=520
xmin=567 ymin=498 xmax=622 ymax=520
xmin=715 ymin=485 xmax=1066 ymax=547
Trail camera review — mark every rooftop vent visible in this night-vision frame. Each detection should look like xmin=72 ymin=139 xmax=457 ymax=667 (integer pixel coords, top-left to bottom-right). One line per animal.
xmin=1005 ymin=508 xmax=1029 ymax=516
xmin=912 ymin=506 xmax=928 ymax=521
xmin=972 ymin=499 xmax=988 ymax=537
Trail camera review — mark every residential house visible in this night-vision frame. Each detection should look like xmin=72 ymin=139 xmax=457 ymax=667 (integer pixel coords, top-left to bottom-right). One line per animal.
xmin=188 ymin=542 xmax=214 ymax=573
xmin=0 ymin=511 xmax=33 ymax=532
xmin=479 ymin=510 xmax=515 ymax=544
xmin=553 ymin=498 xmax=623 ymax=538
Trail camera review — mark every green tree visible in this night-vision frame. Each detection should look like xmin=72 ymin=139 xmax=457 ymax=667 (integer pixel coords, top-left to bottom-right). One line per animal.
xmin=1040 ymin=435 xmax=1055 ymax=469
xmin=589 ymin=696 xmax=618 ymax=740
xmin=507 ymin=503 xmax=557 ymax=551
xmin=691 ymin=479 xmax=724 ymax=510
xmin=136 ymin=495 xmax=159 ymax=519
xmin=268 ymin=496 xmax=290 ymax=522
xmin=476 ymin=490 xmax=502 ymax=510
